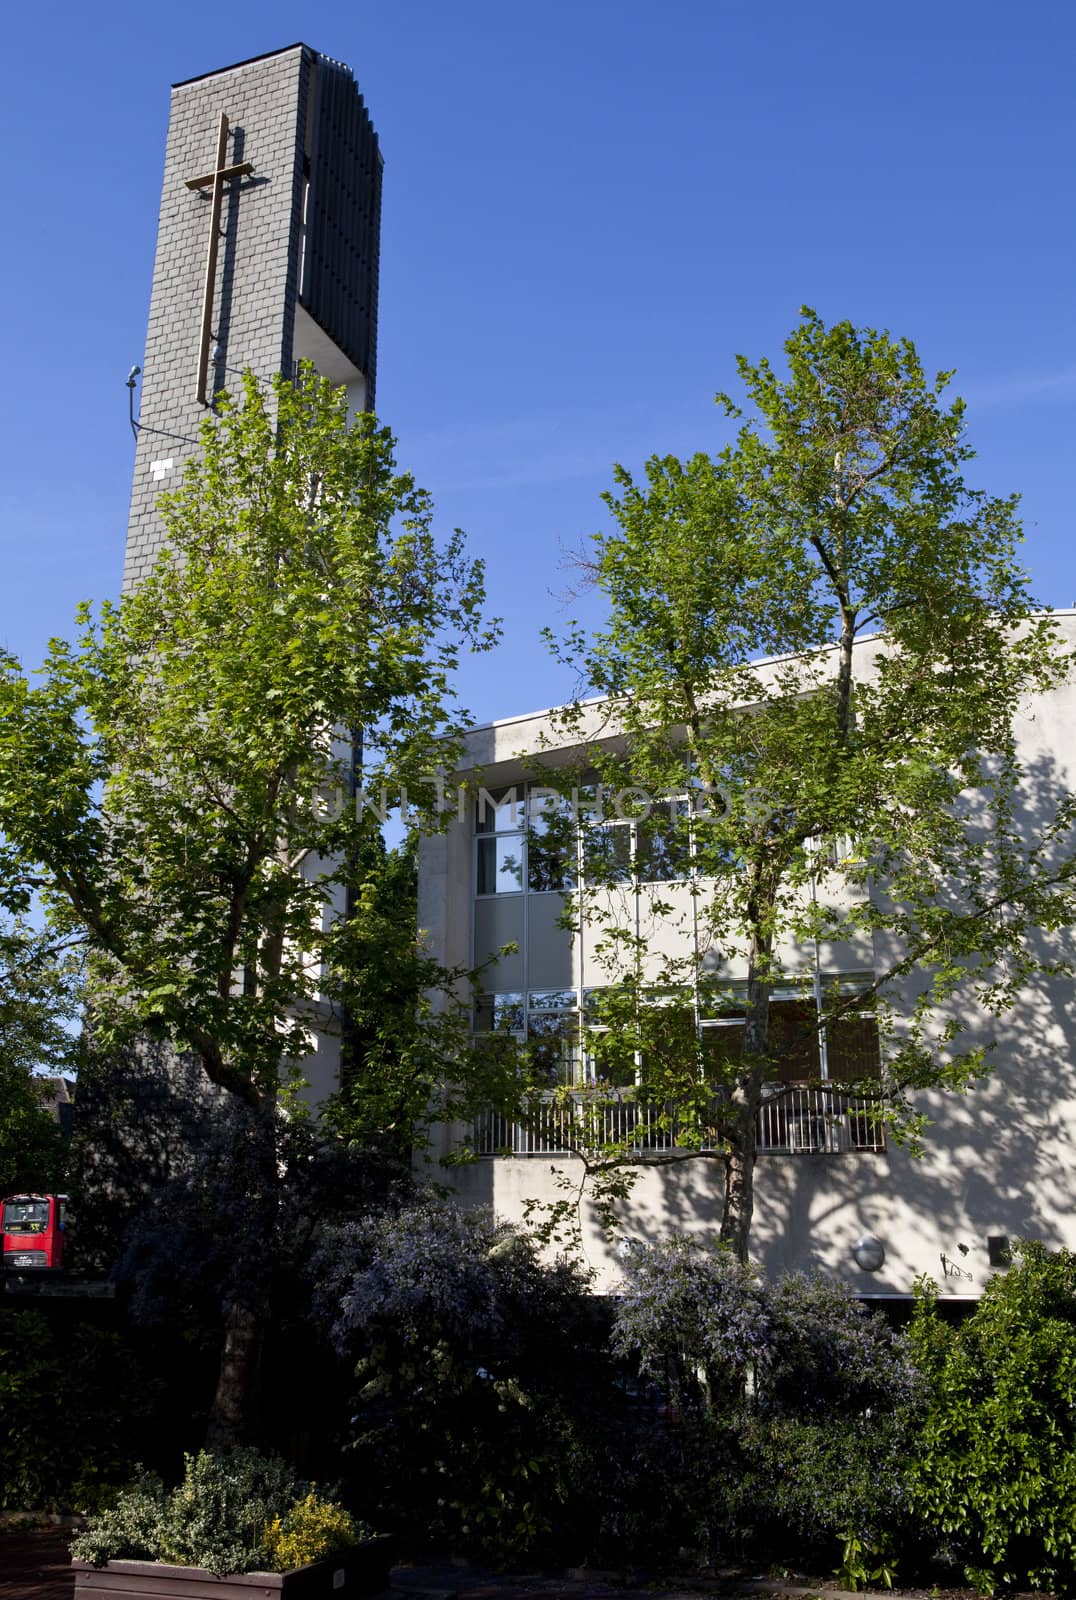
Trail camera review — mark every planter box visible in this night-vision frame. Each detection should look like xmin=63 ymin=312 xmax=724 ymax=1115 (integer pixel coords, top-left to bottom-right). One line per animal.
xmin=72 ymin=1536 xmax=395 ymax=1600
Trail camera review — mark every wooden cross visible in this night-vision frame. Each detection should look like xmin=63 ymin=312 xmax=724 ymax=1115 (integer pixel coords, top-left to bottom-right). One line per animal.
xmin=186 ymin=113 xmax=254 ymax=405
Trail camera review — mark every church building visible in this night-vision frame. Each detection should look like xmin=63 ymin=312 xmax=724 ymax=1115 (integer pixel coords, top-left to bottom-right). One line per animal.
xmin=122 ymin=45 xmax=1076 ymax=1302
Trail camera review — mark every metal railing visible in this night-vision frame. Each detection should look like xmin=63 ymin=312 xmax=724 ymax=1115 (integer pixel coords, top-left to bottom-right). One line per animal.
xmin=755 ymin=1084 xmax=885 ymax=1153
xmin=473 ymin=1094 xmax=679 ymax=1157
xmin=471 ymin=1084 xmax=885 ymax=1157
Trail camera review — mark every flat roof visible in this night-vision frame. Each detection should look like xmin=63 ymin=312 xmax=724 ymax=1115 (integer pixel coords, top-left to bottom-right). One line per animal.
xmin=463 ymin=609 xmax=1076 ymax=739
xmin=172 ymin=43 xmax=313 ymax=90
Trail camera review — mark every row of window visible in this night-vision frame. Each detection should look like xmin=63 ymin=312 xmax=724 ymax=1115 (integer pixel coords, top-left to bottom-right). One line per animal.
xmin=473 ymin=785 xmax=855 ymax=897
xmin=476 ymin=802 xmax=732 ymax=896
xmin=473 ymin=979 xmax=882 ymax=1088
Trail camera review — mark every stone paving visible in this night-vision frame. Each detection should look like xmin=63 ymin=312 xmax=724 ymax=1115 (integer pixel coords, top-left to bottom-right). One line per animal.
xmin=0 ymin=1532 xmax=74 ymax=1600
xmin=0 ymin=1535 xmax=911 ymax=1600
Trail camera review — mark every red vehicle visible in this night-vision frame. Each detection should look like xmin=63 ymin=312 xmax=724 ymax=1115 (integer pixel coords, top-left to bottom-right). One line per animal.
xmin=1 ymin=1193 xmax=69 ymax=1270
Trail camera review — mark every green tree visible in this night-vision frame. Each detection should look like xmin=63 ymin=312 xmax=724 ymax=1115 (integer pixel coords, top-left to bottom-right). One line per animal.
xmin=0 ymin=368 xmax=496 ymax=1438
xmin=542 ymin=309 xmax=1074 ymax=1259
xmin=0 ymin=910 xmax=79 ymax=1194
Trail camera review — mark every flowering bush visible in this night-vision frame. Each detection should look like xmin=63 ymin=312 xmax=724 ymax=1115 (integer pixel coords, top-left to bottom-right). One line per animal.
xmin=313 ymin=1200 xmax=612 ymax=1565
xmin=70 ymin=1449 xmax=362 ymax=1576
xmin=611 ymin=1238 xmax=926 ymax=1569
xmin=262 ymin=1490 xmax=366 ymax=1571
xmin=759 ymin=1272 xmax=924 ymax=1417
xmin=611 ymin=1236 xmax=769 ymax=1408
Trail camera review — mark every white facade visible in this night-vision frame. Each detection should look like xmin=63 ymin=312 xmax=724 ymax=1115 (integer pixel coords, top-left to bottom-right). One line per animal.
xmin=418 ymin=615 xmax=1076 ymax=1296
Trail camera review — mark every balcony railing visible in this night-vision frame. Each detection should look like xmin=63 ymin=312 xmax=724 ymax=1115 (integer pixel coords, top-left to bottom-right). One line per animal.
xmin=755 ymin=1083 xmax=885 ymax=1153
xmin=471 ymin=1084 xmax=885 ymax=1158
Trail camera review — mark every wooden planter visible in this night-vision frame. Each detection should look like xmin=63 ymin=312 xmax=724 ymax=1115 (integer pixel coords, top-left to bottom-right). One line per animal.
xmin=72 ymin=1535 xmax=395 ymax=1600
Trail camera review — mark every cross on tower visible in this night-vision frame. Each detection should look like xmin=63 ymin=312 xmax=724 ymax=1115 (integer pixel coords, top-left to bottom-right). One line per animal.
xmin=186 ymin=113 xmax=254 ymax=405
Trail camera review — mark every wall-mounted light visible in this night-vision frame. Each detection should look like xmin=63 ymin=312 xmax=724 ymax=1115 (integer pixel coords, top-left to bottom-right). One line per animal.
xmin=851 ymin=1234 xmax=886 ymax=1273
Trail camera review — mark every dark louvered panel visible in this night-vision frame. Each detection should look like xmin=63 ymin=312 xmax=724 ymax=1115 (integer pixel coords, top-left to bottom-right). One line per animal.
xmin=300 ymin=55 xmax=383 ymax=400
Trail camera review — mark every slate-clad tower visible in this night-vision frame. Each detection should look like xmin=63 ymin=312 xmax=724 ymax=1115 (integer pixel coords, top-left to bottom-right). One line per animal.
xmin=125 ymin=44 xmax=381 ymax=589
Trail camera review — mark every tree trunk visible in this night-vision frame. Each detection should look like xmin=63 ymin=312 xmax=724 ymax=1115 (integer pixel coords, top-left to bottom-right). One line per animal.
xmin=720 ymin=919 xmax=773 ymax=1262
xmin=205 ymin=1293 xmax=264 ymax=1448
xmin=204 ymin=1098 xmax=277 ymax=1448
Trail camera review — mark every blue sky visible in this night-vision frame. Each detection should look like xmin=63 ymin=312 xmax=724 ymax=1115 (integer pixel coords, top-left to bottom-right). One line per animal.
xmin=2 ymin=0 xmax=1074 ymax=727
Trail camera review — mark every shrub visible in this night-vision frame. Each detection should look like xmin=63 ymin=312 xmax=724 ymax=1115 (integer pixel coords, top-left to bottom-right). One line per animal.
xmin=909 ymin=1244 xmax=1076 ymax=1592
xmin=728 ymin=1414 xmax=917 ymax=1564
xmin=611 ymin=1244 xmax=925 ymax=1570
xmin=759 ymin=1272 xmax=923 ymax=1417
xmin=0 ymin=1310 xmax=154 ymax=1512
xmin=71 ymin=1449 xmax=360 ymax=1576
xmin=611 ymin=1236 xmax=769 ymax=1410
xmin=314 ymin=1201 xmax=612 ymax=1566
xmin=261 ymin=1491 xmax=365 ymax=1571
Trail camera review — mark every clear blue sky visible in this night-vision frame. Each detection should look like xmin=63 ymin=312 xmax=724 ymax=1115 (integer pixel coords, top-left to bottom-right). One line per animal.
xmin=2 ymin=0 xmax=1074 ymax=727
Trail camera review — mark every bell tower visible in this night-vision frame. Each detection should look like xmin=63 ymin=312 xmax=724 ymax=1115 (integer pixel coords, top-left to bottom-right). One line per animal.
xmin=125 ymin=44 xmax=381 ymax=590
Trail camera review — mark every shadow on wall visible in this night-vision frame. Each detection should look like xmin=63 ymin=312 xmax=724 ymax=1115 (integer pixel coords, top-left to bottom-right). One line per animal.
xmin=461 ymin=741 xmax=1076 ymax=1293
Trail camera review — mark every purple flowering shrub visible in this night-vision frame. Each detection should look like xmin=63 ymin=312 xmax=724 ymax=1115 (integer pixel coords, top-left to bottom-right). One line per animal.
xmin=611 ymin=1237 xmax=770 ymax=1409
xmin=315 ymin=1202 xmax=508 ymax=1351
xmin=759 ymin=1272 xmax=924 ymax=1416
xmin=312 ymin=1200 xmax=613 ymax=1565
xmin=611 ymin=1237 xmax=926 ymax=1568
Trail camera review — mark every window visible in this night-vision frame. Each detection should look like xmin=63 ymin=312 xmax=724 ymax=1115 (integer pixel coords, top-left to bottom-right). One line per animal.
xmin=473 ymin=781 xmax=709 ymax=898
xmin=2 ymin=1199 xmax=49 ymax=1234
xmin=581 ymin=821 xmax=632 ymax=884
xmin=476 ymin=835 xmax=524 ymax=895
xmin=473 ymin=990 xmax=583 ymax=1086
xmin=637 ymin=802 xmax=692 ymax=882
xmin=474 ymin=993 xmax=524 ymax=1034
xmin=527 ymin=797 xmax=576 ymax=892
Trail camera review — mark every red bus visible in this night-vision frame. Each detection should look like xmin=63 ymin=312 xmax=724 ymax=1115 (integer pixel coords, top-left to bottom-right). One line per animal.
xmin=1 ymin=1193 xmax=69 ymax=1270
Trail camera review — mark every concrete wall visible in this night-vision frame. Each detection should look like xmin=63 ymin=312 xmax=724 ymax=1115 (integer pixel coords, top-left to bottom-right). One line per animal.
xmin=419 ymin=615 xmax=1076 ymax=1296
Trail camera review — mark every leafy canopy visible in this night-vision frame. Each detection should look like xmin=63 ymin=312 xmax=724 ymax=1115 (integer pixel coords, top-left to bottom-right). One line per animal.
xmin=530 ymin=310 xmax=1074 ymax=1254
xmin=0 ymin=369 xmax=496 ymax=1110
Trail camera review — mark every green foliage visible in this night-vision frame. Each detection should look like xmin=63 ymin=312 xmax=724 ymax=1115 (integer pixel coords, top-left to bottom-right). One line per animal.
xmin=909 ymin=1244 xmax=1076 ymax=1591
xmin=539 ymin=308 xmax=1074 ymax=1257
xmin=0 ymin=1060 xmax=66 ymax=1196
xmin=0 ymin=366 xmax=498 ymax=1439
xmin=261 ymin=1490 xmax=365 ymax=1571
xmin=71 ymin=1448 xmax=359 ymax=1576
xmin=729 ymin=1414 xmax=916 ymax=1566
xmin=0 ymin=366 xmax=494 ymax=1112
xmin=834 ymin=1527 xmax=897 ymax=1591
xmin=0 ymin=913 xmax=80 ymax=1194
xmin=0 ymin=1311 xmax=151 ymax=1513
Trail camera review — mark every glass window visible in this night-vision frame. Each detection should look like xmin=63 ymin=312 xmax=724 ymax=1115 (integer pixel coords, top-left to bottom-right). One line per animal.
xmin=637 ymin=802 xmax=692 ymax=882
xmin=528 ymin=832 xmax=576 ymax=892
xmin=527 ymin=1010 xmax=580 ymax=1087
xmin=474 ymin=993 xmax=524 ymax=1033
xmin=529 ymin=989 xmax=577 ymax=1011
xmin=701 ymin=1022 xmax=745 ymax=1077
xmin=526 ymin=787 xmax=573 ymax=829
xmin=701 ymin=984 xmax=748 ymax=1021
xmin=476 ymin=835 xmax=524 ymax=895
xmin=691 ymin=815 xmax=739 ymax=878
xmin=582 ymin=822 xmax=632 ymax=885
xmin=826 ymin=1011 xmax=881 ymax=1081
xmin=475 ymin=787 xmax=524 ymax=834
xmin=2 ymin=1199 xmax=49 ymax=1234
xmin=769 ymin=999 xmax=822 ymax=1081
